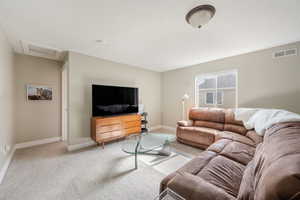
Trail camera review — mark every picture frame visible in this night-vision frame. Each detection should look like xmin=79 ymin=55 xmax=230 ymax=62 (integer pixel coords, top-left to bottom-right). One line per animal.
xmin=26 ymin=84 xmax=53 ymax=101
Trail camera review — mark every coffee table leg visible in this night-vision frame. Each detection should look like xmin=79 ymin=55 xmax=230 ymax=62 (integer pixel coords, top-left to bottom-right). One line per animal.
xmin=134 ymin=140 xmax=140 ymax=169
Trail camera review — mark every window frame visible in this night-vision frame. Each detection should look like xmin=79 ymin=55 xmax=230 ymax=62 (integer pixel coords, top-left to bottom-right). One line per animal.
xmin=195 ymin=70 xmax=238 ymax=108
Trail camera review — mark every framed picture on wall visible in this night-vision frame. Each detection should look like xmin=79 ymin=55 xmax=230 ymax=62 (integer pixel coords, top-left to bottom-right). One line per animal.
xmin=27 ymin=84 xmax=53 ymax=101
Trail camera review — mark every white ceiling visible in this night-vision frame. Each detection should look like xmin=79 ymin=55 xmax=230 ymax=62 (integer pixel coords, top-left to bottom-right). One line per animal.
xmin=0 ymin=0 xmax=300 ymax=71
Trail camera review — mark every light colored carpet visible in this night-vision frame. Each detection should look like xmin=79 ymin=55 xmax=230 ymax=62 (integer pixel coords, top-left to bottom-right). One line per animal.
xmin=138 ymin=152 xmax=178 ymax=166
xmin=0 ymin=132 xmax=202 ymax=200
xmin=153 ymin=155 xmax=191 ymax=176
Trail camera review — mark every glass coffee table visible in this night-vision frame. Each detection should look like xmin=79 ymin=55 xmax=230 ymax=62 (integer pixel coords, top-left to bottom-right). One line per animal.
xmin=122 ymin=133 xmax=176 ymax=169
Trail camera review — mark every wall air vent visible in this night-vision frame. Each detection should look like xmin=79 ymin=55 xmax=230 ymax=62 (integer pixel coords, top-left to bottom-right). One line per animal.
xmin=273 ymin=48 xmax=297 ymax=59
xmin=21 ymin=41 xmax=65 ymax=61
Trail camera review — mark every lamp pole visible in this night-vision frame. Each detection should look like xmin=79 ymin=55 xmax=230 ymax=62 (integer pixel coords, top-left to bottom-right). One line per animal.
xmin=182 ymin=94 xmax=189 ymax=121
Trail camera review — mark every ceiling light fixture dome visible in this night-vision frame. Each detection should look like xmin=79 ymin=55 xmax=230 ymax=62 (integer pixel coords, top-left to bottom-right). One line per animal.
xmin=186 ymin=5 xmax=216 ymax=29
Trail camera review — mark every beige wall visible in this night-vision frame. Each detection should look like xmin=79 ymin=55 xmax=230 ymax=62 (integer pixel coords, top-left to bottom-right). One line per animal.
xmin=8 ymin=42 xmax=300 ymax=147
xmin=0 ymin=29 xmax=15 ymax=172
xmin=68 ymin=51 xmax=161 ymax=145
xmin=15 ymin=54 xmax=62 ymax=143
xmin=162 ymin=42 xmax=300 ymax=127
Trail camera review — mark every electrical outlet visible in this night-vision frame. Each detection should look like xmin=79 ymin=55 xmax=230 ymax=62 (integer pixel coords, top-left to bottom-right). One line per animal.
xmin=4 ymin=145 xmax=10 ymax=153
xmin=0 ymin=145 xmax=10 ymax=154
xmin=0 ymin=145 xmax=5 ymax=154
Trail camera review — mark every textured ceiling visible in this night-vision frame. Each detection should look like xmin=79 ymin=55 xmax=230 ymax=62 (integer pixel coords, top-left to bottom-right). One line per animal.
xmin=0 ymin=0 xmax=300 ymax=71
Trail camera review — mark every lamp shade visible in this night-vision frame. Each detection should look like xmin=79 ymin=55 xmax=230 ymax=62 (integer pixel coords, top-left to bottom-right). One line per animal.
xmin=182 ymin=94 xmax=189 ymax=100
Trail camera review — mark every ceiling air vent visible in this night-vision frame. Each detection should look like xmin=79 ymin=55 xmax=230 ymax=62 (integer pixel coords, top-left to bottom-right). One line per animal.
xmin=273 ymin=48 xmax=297 ymax=59
xmin=21 ymin=41 xmax=64 ymax=61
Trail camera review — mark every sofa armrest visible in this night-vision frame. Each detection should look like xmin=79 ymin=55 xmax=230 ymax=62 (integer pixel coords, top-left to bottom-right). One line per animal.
xmin=167 ymin=172 xmax=235 ymax=200
xmin=177 ymin=120 xmax=193 ymax=127
xmin=160 ymin=172 xmax=177 ymax=193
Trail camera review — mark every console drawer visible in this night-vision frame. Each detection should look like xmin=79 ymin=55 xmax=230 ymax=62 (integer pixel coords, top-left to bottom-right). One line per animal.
xmin=123 ymin=120 xmax=141 ymax=129
xmin=91 ymin=114 xmax=141 ymax=146
xmin=96 ymin=131 xmax=123 ymax=141
xmin=124 ymin=127 xmax=141 ymax=135
xmin=96 ymin=124 xmax=122 ymax=134
xmin=122 ymin=115 xmax=141 ymax=122
xmin=96 ymin=118 xmax=121 ymax=126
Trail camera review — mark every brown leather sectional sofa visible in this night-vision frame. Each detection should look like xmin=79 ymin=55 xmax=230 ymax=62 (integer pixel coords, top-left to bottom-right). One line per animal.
xmin=160 ymin=108 xmax=300 ymax=200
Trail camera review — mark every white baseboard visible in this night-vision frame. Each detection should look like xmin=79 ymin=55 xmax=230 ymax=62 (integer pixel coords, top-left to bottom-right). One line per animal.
xmin=0 ymin=146 xmax=16 ymax=184
xmin=149 ymin=125 xmax=162 ymax=131
xmin=161 ymin=125 xmax=177 ymax=132
xmin=15 ymin=137 xmax=62 ymax=149
xmin=148 ymin=125 xmax=176 ymax=132
xmin=1 ymin=137 xmax=62 ymax=184
xmin=67 ymin=140 xmax=96 ymax=151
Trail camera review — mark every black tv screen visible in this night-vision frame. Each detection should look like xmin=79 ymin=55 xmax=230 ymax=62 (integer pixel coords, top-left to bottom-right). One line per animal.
xmin=92 ymin=85 xmax=138 ymax=117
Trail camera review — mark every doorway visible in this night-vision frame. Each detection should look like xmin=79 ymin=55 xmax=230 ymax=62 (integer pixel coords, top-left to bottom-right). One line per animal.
xmin=61 ymin=62 xmax=69 ymax=141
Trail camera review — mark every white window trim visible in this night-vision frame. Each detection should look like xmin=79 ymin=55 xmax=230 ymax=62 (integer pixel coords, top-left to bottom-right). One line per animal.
xmin=195 ymin=69 xmax=238 ymax=108
xmin=198 ymin=87 xmax=235 ymax=91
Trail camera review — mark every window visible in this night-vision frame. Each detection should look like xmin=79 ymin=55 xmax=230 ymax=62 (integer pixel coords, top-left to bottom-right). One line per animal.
xmin=205 ymin=92 xmax=215 ymax=105
xmin=195 ymin=70 xmax=237 ymax=108
xmin=216 ymin=91 xmax=223 ymax=105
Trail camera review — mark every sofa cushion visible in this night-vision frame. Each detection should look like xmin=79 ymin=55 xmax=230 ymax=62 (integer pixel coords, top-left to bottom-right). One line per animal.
xmin=197 ymin=155 xmax=246 ymax=197
xmin=207 ymin=138 xmax=232 ymax=153
xmin=177 ymin=126 xmax=219 ymax=147
xmin=189 ymin=107 xmax=225 ymax=123
xmin=167 ymin=173 xmax=235 ymax=200
xmin=238 ymin=143 xmax=300 ymax=200
xmin=161 ymin=150 xmax=242 ymax=199
xmin=178 ymin=151 xmax=217 ymax=174
xmin=224 ymin=109 xmax=244 ymax=126
xmin=255 ymin=154 xmax=300 ymax=200
xmin=237 ymin=160 xmax=255 ymax=200
xmin=207 ymin=139 xmax=255 ymax=165
xmin=224 ymin=124 xmax=247 ymax=135
xmin=223 ymin=109 xmax=248 ymax=135
xmin=194 ymin=120 xmax=224 ymax=131
xmin=160 ymin=151 xmax=217 ymax=192
xmin=177 ymin=120 xmax=193 ymax=127
xmin=220 ymin=141 xmax=255 ymax=165
xmin=193 ymin=127 xmax=220 ymax=135
xmin=246 ymin=130 xmax=263 ymax=146
xmin=249 ymin=122 xmax=300 ymax=200
xmin=216 ymin=131 xmax=256 ymax=147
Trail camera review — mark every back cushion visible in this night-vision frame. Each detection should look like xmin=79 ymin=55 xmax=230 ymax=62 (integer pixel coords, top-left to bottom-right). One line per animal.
xmin=224 ymin=124 xmax=247 ymax=135
xmin=189 ymin=108 xmax=225 ymax=123
xmin=224 ymin=109 xmax=247 ymax=135
xmin=194 ymin=120 xmax=224 ymax=131
xmin=246 ymin=130 xmax=263 ymax=146
xmin=224 ymin=109 xmax=244 ymax=126
xmin=237 ymin=160 xmax=255 ymax=200
xmin=238 ymin=122 xmax=300 ymax=200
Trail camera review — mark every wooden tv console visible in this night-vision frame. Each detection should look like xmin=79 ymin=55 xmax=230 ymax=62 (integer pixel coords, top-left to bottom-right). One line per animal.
xmin=91 ymin=114 xmax=141 ymax=148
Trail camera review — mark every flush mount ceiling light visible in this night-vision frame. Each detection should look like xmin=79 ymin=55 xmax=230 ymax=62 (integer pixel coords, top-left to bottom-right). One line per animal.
xmin=186 ymin=5 xmax=216 ymax=29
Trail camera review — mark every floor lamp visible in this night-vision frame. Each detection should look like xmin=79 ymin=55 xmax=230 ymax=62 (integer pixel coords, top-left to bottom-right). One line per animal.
xmin=181 ymin=94 xmax=189 ymax=121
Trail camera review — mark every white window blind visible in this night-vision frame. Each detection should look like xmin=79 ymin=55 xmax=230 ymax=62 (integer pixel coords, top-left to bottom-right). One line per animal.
xmin=195 ymin=70 xmax=237 ymax=108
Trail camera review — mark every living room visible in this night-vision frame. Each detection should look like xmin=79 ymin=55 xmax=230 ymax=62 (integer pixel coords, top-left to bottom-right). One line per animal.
xmin=0 ymin=1 xmax=300 ymax=200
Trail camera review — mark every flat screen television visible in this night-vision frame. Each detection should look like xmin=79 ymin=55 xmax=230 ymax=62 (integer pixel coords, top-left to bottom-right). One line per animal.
xmin=92 ymin=84 xmax=138 ymax=117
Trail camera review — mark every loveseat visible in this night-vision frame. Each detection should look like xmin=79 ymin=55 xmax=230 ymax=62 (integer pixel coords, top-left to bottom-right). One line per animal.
xmin=160 ymin=108 xmax=300 ymax=200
